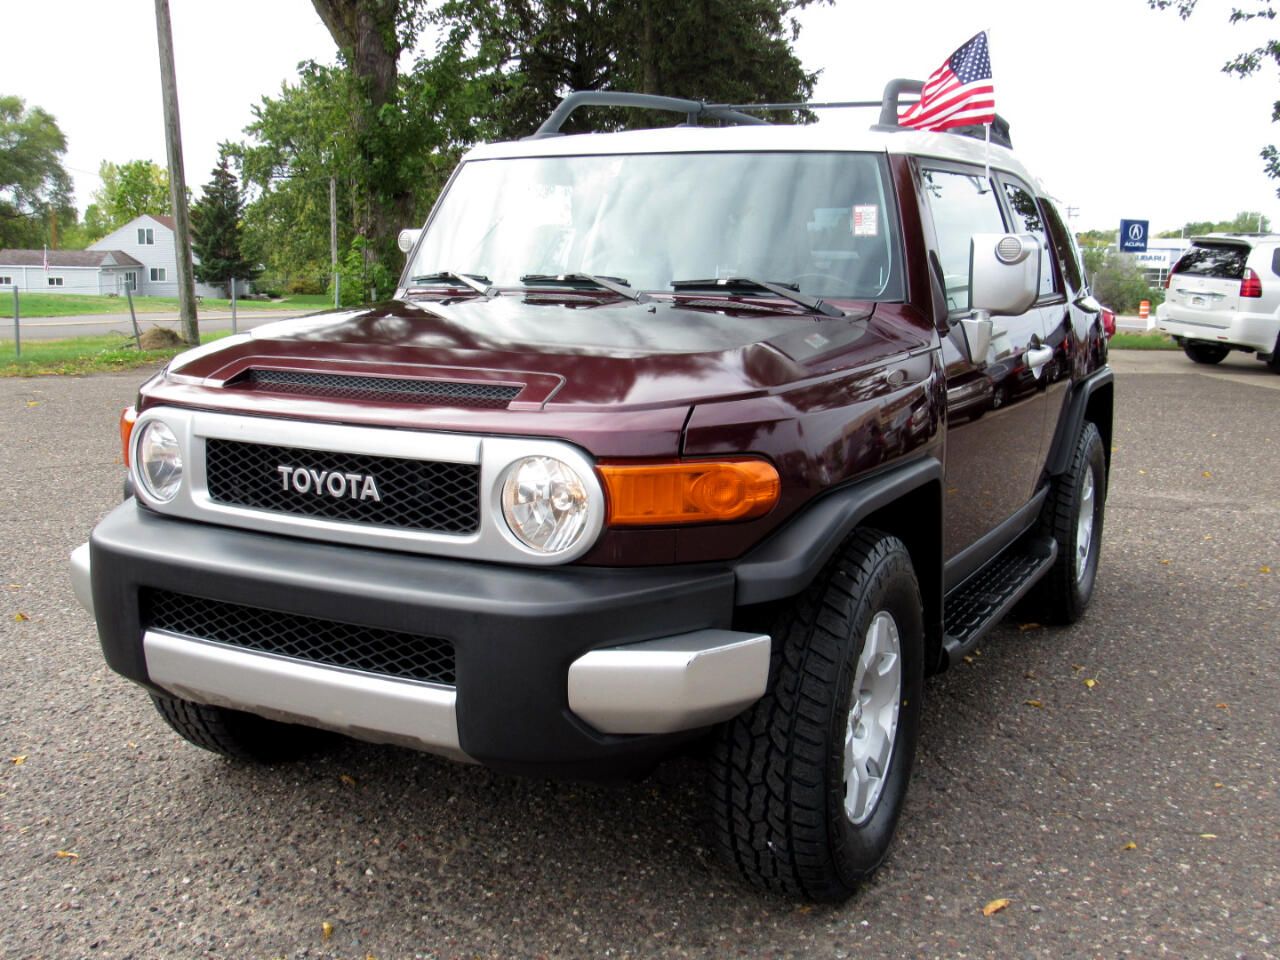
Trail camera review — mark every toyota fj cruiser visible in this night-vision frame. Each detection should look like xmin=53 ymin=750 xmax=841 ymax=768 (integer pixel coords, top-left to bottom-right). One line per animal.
xmin=71 ymin=82 xmax=1114 ymax=901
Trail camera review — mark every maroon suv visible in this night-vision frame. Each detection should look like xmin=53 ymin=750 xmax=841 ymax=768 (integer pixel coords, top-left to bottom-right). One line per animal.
xmin=71 ymin=87 xmax=1113 ymax=901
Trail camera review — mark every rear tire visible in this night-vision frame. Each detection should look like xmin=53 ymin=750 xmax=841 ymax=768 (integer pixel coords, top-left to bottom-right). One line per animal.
xmin=150 ymin=693 xmax=331 ymax=763
xmin=1026 ymin=422 xmax=1106 ymax=624
xmin=1184 ymin=342 xmax=1229 ymax=365
xmin=709 ymin=529 xmax=924 ymax=901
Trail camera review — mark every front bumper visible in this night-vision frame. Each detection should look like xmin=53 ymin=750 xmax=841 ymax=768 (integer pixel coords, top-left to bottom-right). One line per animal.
xmin=73 ymin=502 xmax=768 ymax=777
xmin=1156 ymin=303 xmax=1280 ymax=355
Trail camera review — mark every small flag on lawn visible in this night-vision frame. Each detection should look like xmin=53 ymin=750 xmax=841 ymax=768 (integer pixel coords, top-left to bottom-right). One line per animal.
xmin=898 ymin=31 xmax=995 ymax=133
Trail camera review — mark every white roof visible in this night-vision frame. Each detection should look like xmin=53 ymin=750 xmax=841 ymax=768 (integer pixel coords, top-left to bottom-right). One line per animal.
xmin=463 ymin=121 xmax=1044 ymax=193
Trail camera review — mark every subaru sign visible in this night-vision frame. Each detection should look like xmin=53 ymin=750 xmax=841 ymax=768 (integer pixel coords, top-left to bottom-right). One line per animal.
xmin=1120 ymin=219 xmax=1149 ymax=253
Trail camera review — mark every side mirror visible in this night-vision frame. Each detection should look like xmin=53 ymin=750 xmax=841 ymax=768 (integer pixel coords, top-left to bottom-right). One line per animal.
xmin=969 ymin=233 xmax=1040 ymax=317
xmin=397 ymin=228 xmax=422 ymax=254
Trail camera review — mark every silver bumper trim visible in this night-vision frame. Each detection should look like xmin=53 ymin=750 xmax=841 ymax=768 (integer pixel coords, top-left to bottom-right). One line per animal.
xmin=567 ymin=630 xmax=770 ymax=734
xmin=143 ymin=630 xmax=467 ymax=760
xmin=70 ymin=543 xmax=94 ymax=617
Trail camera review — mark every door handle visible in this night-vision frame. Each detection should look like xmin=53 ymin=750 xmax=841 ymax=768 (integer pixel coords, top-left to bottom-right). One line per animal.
xmin=1026 ymin=345 xmax=1054 ymax=377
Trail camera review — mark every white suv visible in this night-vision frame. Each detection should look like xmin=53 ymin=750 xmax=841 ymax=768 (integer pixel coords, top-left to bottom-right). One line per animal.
xmin=1157 ymin=234 xmax=1280 ymax=371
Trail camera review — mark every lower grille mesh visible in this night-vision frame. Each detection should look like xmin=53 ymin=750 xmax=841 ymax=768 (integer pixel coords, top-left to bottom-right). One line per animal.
xmin=143 ymin=589 xmax=456 ymax=686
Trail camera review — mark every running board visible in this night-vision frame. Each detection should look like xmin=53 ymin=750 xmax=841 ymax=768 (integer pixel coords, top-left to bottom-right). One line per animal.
xmin=942 ymin=536 xmax=1057 ymax=667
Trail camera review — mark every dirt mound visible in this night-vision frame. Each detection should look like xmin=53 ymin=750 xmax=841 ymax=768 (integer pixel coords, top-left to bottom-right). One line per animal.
xmin=138 ymin=327 xmax=185 ymax=350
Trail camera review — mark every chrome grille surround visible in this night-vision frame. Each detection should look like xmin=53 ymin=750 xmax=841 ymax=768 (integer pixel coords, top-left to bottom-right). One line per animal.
xmin=129 ymin=407 xmax=606 ymax=565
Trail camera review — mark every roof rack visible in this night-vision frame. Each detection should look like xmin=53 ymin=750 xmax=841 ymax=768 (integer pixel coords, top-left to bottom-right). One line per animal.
xmin=530 ymin=80 xmax=1013 ymax=149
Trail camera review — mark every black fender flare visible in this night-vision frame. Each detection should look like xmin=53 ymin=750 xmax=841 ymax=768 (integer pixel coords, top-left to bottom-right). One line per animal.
xmin=1045 ymin=366 xmax=1114 ymax=478
xmin=733 ymin=455 xmax=943 ymax=607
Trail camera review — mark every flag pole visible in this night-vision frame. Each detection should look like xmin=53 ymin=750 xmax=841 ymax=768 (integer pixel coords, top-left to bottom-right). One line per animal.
xmin=984 ymin=122 xmax=991 ymax=181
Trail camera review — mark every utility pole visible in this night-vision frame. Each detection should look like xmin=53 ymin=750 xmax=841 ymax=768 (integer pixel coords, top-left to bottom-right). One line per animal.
xmin=154 ymin=0 xmax=198 ymax=345
xmin=330 ymin=176 xmax=339 ymax=308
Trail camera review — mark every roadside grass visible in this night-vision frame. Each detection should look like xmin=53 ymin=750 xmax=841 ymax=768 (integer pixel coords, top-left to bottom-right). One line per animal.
xmin=9 ymin=292 xmax=329 ymax=318
xmin=0 ymin=330 xmax=234 ymax=377
xmin=1110 ymin=332 xmax=1178 ymax=350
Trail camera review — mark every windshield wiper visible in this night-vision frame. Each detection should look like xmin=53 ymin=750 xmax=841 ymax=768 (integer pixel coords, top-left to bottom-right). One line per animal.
xmin=670 ymin=276 xmax=845 ymax=318
xmin=519 ymin=272 xmax=649 ymax=303
xmin=407 ymin=271 xmax=497 ymax=297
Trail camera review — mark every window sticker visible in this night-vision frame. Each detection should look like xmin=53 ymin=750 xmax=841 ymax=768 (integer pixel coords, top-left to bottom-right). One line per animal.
xmin=853 ymin=205 xmax=879 ymax=237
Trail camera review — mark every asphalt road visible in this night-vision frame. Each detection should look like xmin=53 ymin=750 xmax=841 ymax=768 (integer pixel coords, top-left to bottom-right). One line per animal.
xmin=2 ymin=351 xmax=1276 ymax=959
xmin=11 ymin=309 xmax=312 ymax=340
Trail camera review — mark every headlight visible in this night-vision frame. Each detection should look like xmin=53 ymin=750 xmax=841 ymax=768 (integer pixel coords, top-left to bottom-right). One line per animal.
xmin=136 ymin=420 xmax=183 ymax=502
xmin=501 ymin=456 xmax=590 ymax=553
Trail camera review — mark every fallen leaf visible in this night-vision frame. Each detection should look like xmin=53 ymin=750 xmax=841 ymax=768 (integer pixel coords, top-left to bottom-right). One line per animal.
xmin=1213 ymin=782 xmax=1224 ymax=789
xmin=795 ymin=905 xmax=813 ymax=915
xmin=1261 ymin=566 xmax=1272 ymax=574
xmin=1158 ymin=559 xmax=1171 ymax=566
xmin=1071 ymin=664 xmax=1085 ymax=672
xmin=1084 ymin=678 xmax=1097 ymax=689
xmin=13 ymin=612 xmax=29 ymax=622
xmin=338 ymin=774 xmax=357 ymax=787
xmin=26 ymin=401 xmax=39 ymax=407
xmin=10 ymin=755 xmax=27 ymax=765
xmin=1202 ymin=470 xmax=1213 ymax=478
xmin=1017 ymin=622 xmax=1041 ymax=632
xmin=1216 ymin=703 xmax=1228 ymax=710
xmin=55 ymin=850 xmax=78 ymax=859
xmin=982 ymin=898 xmax=1011 ymax=916
xmin=1199 ymin=833 xmax=1217 ymax=839
xmin=1122 ymin=841 xmax=1137 ymax=851
xmin=962 ymin=655 xmax=975 ymax=664
xmin=321 ymin=921 xmax=334 ymax=941
xmin=1137 ymin=469 xmax=1147 ymax=475
xmin=1203 ymin=535 xmax=1213 ymax=541
xmin=1024 ymin=699 xmax=1043 ymax=709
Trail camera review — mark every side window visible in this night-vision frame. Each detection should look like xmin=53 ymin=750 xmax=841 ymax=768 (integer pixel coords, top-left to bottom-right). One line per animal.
xmin=920 ymin=167 xmax=1007 ymax=312
xmin=1270 ymin=248 xmax=1280 ymax=278
xmin=1041 ymin=200 xmax=1084 ymax=294
xmin=1001 ymin=180 xmax=1057 ymax=298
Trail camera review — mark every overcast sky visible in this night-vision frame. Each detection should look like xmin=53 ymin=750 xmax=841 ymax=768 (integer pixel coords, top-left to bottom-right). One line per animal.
xmin=3 ymin=0 xmax=1279 ymax=235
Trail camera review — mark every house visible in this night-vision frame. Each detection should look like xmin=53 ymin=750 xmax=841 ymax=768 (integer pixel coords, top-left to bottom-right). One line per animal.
xmin=0 ymin=249 xmax=145 ymax=296
xmin=89 ymin=214 xmax=225 ymax=299
xmin=0 ymin=214 xmax=227 ymax=299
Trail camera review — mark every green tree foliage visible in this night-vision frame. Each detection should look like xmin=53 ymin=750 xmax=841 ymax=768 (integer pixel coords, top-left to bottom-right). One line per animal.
xmin=239 ymin=0 xmax=830 ymax=296
xmin=433 ymin=0 xmax=830 ymax=140
xmin=1156 ymin=210 xmax=1271 ymax=237
xmin=1150 ymin=1 xmax=1280 ymax=193
xmin=1092 ymin=251 xmax=1164 ymax=312
xmin=0 ymin=95 xmax=75 ymax=248
xmin=91 ymin=159 xmax=171 ymax=235
xmin=191 ymin=152 xmax=259 ymax=292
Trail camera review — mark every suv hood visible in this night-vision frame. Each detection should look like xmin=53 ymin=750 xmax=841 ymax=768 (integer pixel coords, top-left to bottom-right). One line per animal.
xmin=164 ymin=295 xmax=919 ymax=410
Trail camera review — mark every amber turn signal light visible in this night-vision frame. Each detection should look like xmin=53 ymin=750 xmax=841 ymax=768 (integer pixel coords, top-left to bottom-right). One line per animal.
xmin=120 ymin=406 xmax=137 ymax=468
xmin=598 ymin=459 xmax=780 ymax=526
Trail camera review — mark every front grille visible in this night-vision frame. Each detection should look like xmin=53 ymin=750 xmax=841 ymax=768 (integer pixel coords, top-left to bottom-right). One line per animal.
xmin=143 ymin=589 xmax=456 ymax=686
xmin=241 ymin=370 xmax=521 ymax=408
xmin=205 ymin=439 xmax=480 ymax=534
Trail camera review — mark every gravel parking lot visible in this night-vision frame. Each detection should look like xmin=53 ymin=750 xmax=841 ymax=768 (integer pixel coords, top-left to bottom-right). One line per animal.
xmin=2 ymin=351 xmax=1276 ymax=959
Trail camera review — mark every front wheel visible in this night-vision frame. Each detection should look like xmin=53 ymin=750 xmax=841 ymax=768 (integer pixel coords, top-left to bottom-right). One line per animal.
xmin=150 ymin=693 xmax=331 ymax=763
xmin=709 ymin=530 xmax=924 ymax=901
xmin=1184 ymin=342 xmax=1229 ymax=365
xmin=1025 ymin=421 xmax=1106 ymax=624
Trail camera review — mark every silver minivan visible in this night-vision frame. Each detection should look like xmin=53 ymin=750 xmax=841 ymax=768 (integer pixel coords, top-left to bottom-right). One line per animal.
xmin=1157 ymin=234 xmax=1280 ymax=370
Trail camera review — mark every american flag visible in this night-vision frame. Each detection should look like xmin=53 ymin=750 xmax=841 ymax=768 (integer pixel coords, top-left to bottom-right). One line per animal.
xmin=898 ymin=32 xmax=995 ymax=132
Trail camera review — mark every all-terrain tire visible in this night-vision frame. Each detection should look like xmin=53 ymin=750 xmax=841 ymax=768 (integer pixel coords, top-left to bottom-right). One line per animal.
xmin=1025 ymin=421 xmax=1106 ymax=624
xmin=150 ymin=693 xmax=331 ymax=763
xmin=709 ymin=529 xmax=924 ymax=902
xmin=1184 ymin=342 xmax=1229 ymax=365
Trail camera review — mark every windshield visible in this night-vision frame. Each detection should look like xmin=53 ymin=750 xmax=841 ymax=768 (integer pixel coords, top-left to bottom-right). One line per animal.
xmin=407 ymin=151 xmax=903 ymax=301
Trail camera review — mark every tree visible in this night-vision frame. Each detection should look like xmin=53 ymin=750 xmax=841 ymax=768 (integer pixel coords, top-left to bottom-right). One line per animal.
xmin=432 ymin=0 xmax=830 ymax=141
xmin=1150 ymin=1 xmax=1280 ymax=193
xmin=0 ymin=95 xmax=75 ymax=248
xmin=92 ymin=159 xmax=171 ymax=233
xmin=1156 ymin=210 xmax=1271 ymax=237
xmin=1092 ymin=251 xmax=1163 ymax=312
xmin=191 ymin=152 xmax=259 ymax=293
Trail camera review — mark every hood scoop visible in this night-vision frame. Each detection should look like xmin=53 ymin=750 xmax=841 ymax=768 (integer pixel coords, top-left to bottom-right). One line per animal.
xmin=233 ymin=369 xmax=523 ymax=409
